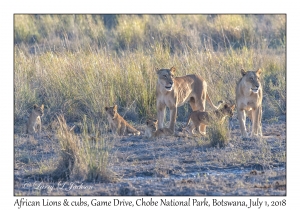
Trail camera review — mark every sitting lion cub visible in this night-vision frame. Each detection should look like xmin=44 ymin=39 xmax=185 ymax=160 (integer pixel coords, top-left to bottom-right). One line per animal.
xmin=105 ymin=105 xmax=140 ymax=136
xmin=145 ymin=119 xmax=173 ymax=139
xmin=26 ymin=104 xmax=44 ymax=134
xmin=185 ymin=103 xmax=235 ymax=135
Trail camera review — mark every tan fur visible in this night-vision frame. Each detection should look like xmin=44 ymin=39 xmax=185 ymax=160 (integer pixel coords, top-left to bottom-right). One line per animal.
xmin=145 ymin=119 xmax=173 ymax=139
xmin=236 ymin=69 xmax=263 ymax=137
xmin=26 ymin=104 xmax=44 ymax=134
xmin=156 ymin=66 xmax=220 ymax=134
xmin=105 ymin=105 xmax=140 ymax=136
xmin=185 ymin=103 xmax=235 ymax=135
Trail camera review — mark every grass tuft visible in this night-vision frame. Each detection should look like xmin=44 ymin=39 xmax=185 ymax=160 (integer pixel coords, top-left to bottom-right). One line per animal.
xmin=52 ymin=114 xmax=114 ymax=182
xmin=208 ymin=119 xmax=230 ymax=148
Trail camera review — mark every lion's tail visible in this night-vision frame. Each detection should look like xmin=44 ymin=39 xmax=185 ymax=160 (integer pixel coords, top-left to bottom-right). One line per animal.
xmin=127 ymin=125 xmax=140 ymax=136
xmin=206 ymin=91 xmax=219 ymax=110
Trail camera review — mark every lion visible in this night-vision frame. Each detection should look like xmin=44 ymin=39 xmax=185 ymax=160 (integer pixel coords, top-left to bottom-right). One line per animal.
xmin=184 ymin=102 xmax=235 ymax=135
xmin=145 ymin=119 xmax=173 ymax=139
xmin=105 ymin=105 xmax=140 ymax=136
xmin=236 ymin=68 xmax=263 ymax=137
xmin=26 ymin=104 xmax=44 ymax=134
xmin=156 ymin=66 xmax=220 ymax=133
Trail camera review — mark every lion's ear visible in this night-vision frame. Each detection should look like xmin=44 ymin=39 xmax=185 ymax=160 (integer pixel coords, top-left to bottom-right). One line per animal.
xmin=256 ymin=68 xmax=262 ymax=75
xmin=224 ymin=104 xmax=228 ymax=109
xmin=231 ymin=104 xmax=236 ymax=109
xmin=241 ymin=69 xmax=247 ymax=76
xmin=113 ymin=105 xmax=117 ymax=111
xmin=33 ymin=104 xmax=38 ymax=109
xmin=170 ymin=66 xmax=176 ymax=73
xmin=154 ymin=120 xmax=158 ymax=124
xmin=155 ymin=67 xmax=160 ymax=73
xmin=41 ymin=104 xmax=44 ymax=109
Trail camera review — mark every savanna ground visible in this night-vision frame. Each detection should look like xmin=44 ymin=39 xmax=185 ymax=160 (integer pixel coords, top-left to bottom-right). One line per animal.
xmin=14 ymin=14 xmax=286 ymax=196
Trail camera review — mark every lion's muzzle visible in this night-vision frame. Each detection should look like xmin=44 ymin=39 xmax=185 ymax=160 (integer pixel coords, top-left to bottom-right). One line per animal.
xmin=251 ymin=85 xmax=259 ymax=93
xmin=165 ymin=81 xmax=173 ymax=91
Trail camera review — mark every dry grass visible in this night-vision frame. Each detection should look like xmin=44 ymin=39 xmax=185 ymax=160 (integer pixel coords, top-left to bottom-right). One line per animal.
xmin=52 ymin=114 xmax=114 ymax=182
xmin=14 ymin=15 xmax=286 ymax=192
xmin=208 ymin=120 xmax=229 ymax=148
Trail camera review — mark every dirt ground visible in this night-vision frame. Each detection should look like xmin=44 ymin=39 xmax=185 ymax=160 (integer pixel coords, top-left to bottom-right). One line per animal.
xmin=14 ymin=115 xmax=286 ymax=196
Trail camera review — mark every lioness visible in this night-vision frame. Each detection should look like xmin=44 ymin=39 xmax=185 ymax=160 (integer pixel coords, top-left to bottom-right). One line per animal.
xmin=156 ymin=66 xmax=220 ymax=133
xmin=105 ymin=105 xmax=140 ymax=136
xmin=184 ymin=102 xmax=235 ymax=135
xmin=145 ymin=119 xmax=173 ymax=139
xmin=26 ymin=104 xmax=44 ymax=134
xmin=236 ymin=69 xmax=263 ymax=137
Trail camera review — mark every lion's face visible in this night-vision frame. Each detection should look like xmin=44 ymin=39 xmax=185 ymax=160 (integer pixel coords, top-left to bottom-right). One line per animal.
xmin=156 ymin=67 xmax=176 ymax=91
xmin=33 ymin=104 xmax=44 ymax=117
xmin=105 ymin=105 xmax=118 ymax=119
xmin=241 ymin=69 xmax=262 ymax=93
xmin=146 ymin=119 xmax=158 ymax=132
xmin=221 ymin=104 xmax=235 ymax=117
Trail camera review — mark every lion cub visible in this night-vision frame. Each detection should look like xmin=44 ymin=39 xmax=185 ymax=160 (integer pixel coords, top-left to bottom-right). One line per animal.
xmin=145 ymin=119 xmax=173 ymax=139
xmin=26 ymin=104 xmax=44 ymax=134
xmin=185 ymin=103 xmax=235 ymax=135
xmin=105 ymin=105 xmax=140 ymax=136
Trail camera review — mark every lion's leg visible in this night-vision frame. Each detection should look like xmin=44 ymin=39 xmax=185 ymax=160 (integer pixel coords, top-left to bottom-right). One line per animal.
xmin=27 ymin=125 xmax=34 ymax=135
xmin=169 ymin=106 xmax=177 ymax=133
xmin=246 ymin=110 xmax=252 ymax=131
xmin=194 ymin=98 xmax=205 ymax=112
xmin=251 ymin=107 xmax=261 ymax=136
xmin=190 ymin=126 xmax=196 ymax=134
xmin=109 ymin=121 xmax=115 ymax=133
xmin=258 ymin=106 xmax=263 ymax=136
xmin=121 ymin=126 xmax=127 ymax=136
xmin=36 ymin=124 xmax=41 ymax=134
xmin=237 ymin=109 xmax=248 ymax=137
xmin=192 ymin=125 xmax=199 ymax=135
xmin=189 ymin=98 xmax=198 ymax=111
xmin=116 ymin=122 xmax=123 ymax=136
xmin=250 ymin=108 xmax=260 ymax=137
xmin=187 ymin=100 xmax=198 ymax=131
xmin=191 ymin=127 xmax=196 ymax=135
xmin=157 ymin=103 xmax=166 ymax=129
xmin=36 ymin=117 xmax=41 ymax=134
xmin=185 ymin=116 xmax=195 ymax=134
xmin=199 ymin=124 xmax=206 ymax=135
xmin=190 ymin=121 xmax=199 ymax=134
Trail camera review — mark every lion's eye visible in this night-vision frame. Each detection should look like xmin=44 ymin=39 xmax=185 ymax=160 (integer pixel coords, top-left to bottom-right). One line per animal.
xmin=250 ymin=78 xmax=254 ymax=81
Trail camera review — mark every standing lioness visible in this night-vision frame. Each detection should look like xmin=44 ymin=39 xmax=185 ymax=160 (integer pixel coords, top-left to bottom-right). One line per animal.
xmin=236 ymin=69 xmax=263 ymax=137
xmin=156 ymin=67 xmax=219 ymax=133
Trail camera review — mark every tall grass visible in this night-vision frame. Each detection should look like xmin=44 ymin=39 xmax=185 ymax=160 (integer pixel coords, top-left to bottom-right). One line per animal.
xmin=14 ymin=14 xmax=286 ymax=128
xmin=53 ymin=115 xmax=112 ymax=182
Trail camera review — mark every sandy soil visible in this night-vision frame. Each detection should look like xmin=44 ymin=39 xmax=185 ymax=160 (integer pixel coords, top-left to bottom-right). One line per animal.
xmin=14 ymin=115 xmax=286 ymax=196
